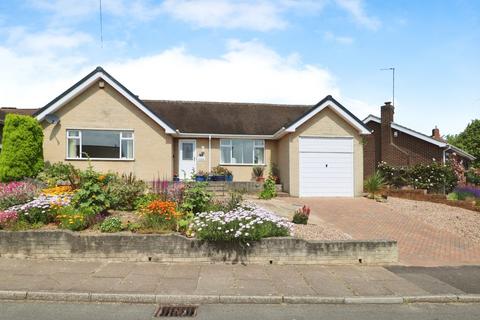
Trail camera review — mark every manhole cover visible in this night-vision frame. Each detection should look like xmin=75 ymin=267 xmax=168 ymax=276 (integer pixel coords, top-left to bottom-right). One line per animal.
xmin=154 ymin=305 xmax=198 ymax=317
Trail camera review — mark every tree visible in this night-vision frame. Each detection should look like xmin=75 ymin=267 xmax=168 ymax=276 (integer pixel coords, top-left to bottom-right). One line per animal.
xmin=446 ymin=119 xmax=480 ymax=167
xmin=0 ymin=114 xmax=44 ymax=181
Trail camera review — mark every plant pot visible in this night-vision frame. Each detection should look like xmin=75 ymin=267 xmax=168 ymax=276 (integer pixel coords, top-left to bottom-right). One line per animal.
xmin=195 ymin=176 xmax=206 ymax=182
xmin=215 ymin=175 xmax=226 ymax=181
xmin=173 ymin=176 xmax=180 ymax=182
xmin=226 ymin=174 xmax=233 ymax=182
xmin=256 ymin=177 xmax=265 ymax=182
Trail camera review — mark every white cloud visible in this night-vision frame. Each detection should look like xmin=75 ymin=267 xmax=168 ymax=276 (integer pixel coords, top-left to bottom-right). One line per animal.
xmin=161 ymin=0 xmax=286 ymax=31
xmin=334 ymin=0 xmax=380 ymax=30
xmin=0 ymin=33 xmax=346 ymax=108
xmin=324 ymin=31 xmax=354 ymax=45
xmin=103 ymin=39 xmax=340 ymax=104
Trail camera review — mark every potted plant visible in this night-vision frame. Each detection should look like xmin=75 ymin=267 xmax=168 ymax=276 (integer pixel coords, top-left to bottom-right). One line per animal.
xmin=253 ymin=166 xmax=265 ymax=182
xmin=211 ymin=166 xmax=232 ymax=181
xmin=195 ymin=170 xmax=208 ymax=182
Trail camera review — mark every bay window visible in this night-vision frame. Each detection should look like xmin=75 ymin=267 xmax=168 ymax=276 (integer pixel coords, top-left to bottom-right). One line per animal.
xmin=66 ymin=129 xmax=134 ymax=160
xmin=220 ymin=139 xmax=264 ymax=165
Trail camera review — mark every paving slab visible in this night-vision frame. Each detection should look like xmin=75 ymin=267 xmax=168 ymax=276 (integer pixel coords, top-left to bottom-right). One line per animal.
xmin=93 ymin=262 xmax=136 ymax=278
xmin=111 ymin=274 xmax=161 ymax=293
xmin=155 ymin=278 xmax=199 ymax=295
xmin=295 ymin=266 xmax=354 ymax=296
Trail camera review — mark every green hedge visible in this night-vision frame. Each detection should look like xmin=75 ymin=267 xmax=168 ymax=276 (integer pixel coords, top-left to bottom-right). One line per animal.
xmin=377 ymin=161 xmax=458 ymax=193
xmin=0 ymin=114 xmax=44 ymax=182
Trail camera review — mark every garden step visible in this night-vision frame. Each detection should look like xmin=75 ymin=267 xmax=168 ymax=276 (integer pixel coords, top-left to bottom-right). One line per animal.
xmin=276 ymin=192 xmax=290 ymax=197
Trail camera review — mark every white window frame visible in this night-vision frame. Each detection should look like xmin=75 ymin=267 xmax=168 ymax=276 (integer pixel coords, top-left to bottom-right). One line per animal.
xmin=66 ymin=129 xmax=135 ymax=161
xmin=220 ymin=139 xmax=265 ymax=165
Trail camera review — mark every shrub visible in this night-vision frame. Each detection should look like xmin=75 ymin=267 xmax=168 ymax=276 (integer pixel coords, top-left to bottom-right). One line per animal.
xmin=377 ymin=162 xmax=409 ymax=188
xmin=56 ymin=206 xmax=91 ymax=231
xmin=139 ymin=200 xmax=178 ymax=230
xmin=378 ymin=161 xmax=458 ymax=193
xmin=100 ymin=217 xmax=123 ymax=233
xmin=0 ymin=181 xmax=38 ymax=210
xmin=107 ymin=173 xmax=147 ymax=211
xmin=181 ymin=182 xmax=212 ymax=214
xmin=0 ymin=210 xmax=18 ymax=229
xmin=466 ymin=169 xmax=480 ymax=186
xmin=259 ymin=177 xmax=276 ymax=200
xmin=292 ymin=205 xmax=310 ymax=224
xmin=72 ymin=166 xmax=111 ymax=214
xmin=192 ymin=204 xmax=293 ymax=242
xmin=364 ymin=172 xmax=385 ymax=199
xmin=409 ymin=163 xmax=457 ymax=193
xmin=0 ymin=114 xmax=44 ymax=182
xmin=37 ymin=162 xmax=79 ymax=187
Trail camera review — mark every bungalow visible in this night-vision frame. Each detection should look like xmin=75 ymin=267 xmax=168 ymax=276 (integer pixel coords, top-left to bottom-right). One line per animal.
xmin=363 ymin=102 xmax=475 ymax=178
xmin=3 ymin=67 xmax=371 ymax=197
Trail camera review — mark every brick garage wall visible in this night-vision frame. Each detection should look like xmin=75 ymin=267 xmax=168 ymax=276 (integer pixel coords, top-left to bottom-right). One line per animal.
xmin=0 ymin=230 xmax=398 ymax=265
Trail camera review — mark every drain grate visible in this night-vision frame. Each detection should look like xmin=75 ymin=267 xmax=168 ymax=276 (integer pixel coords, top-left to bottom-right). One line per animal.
xmin=154 ymin=305 xmax=198 ymax=317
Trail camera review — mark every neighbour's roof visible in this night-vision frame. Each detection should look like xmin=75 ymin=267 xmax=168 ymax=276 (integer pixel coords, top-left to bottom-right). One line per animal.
xmin=0 ymin=108 xmax=38 ymax=123
xmin=363 ymin=114 xmax=476 ymax=160
xmin=142 ymin=100 xmax=311 ymax=135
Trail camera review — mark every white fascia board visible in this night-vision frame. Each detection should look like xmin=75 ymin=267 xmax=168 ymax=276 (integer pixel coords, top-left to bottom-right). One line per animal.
xmin=390 ymin=123 xmax=447 ymax=147
xmin=174 ymin=132 xmax=276 ymax=139
xmin=285 ymin=101 xmax=371 ymax=135
xmin=363 ymin=115 xmax=448 ymax=148
xmin=447 ymin=145 xmax=476 ymax=160
xmin=36 ymin=71 xmax=176 ymax=134
xmin=363 ymin=115 xmax=380 ymax=123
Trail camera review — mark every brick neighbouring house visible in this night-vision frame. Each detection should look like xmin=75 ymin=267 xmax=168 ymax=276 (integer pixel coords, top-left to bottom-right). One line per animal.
xmin=363 ymin=102 xmax=475 ymax=178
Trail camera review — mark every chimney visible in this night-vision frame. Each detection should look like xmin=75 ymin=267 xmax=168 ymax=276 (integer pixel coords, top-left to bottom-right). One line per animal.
xmin=432 ymin=126 xmax=441 ymax=140
xmin=380 ymin=101 xmax=394 ymax=144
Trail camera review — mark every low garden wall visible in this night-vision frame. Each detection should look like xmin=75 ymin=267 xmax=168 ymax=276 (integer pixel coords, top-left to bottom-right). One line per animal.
xmin=387 ymin=189 xmax=480 ymax=212
xmin=0 ymin=230 xmax=397 ymax=264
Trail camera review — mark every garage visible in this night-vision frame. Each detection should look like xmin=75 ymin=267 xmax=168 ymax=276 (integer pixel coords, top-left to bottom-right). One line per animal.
xmin=299 ymin=137 xmax=354 ymax=197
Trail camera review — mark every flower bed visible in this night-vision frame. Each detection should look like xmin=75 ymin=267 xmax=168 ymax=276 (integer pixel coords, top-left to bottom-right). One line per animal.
xmin=192 ymin=204 xmax=293 ymax=242
xmin=0 ymin=181 xmax=38 ymax=210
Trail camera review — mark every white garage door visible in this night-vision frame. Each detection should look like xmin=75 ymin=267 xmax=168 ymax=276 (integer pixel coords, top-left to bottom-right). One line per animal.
xmin=299 ymin=137 xmax=354 ymax=197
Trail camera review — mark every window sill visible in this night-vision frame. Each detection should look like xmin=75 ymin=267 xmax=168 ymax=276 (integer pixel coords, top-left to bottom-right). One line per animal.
xmin=65 ymin=158 xmax=135 ymax=162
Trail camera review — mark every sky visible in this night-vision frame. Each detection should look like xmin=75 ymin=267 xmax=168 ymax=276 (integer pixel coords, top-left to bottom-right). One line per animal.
xmin=0 ymin=0 xmax=478 ymax=136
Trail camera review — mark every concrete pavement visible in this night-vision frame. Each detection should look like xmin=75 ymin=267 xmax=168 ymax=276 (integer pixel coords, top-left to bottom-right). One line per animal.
xmin=1 ymin=258 xmax=480 ymax=304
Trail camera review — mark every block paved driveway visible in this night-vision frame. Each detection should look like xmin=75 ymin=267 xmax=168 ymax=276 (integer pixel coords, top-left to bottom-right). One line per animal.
xmin=283 ymin=197 xmax=480 ymax=266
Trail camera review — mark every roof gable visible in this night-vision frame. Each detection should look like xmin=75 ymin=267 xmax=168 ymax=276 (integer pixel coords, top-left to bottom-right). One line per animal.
xmin=285 ymin=95 xmax=371 ymax=135
xmin=34 ymin=67 xmax=176 ymax=134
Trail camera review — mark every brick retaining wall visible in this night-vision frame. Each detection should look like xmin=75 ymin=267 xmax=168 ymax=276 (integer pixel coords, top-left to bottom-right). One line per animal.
xmin=0 ymin=230 xmax=397 ymax=264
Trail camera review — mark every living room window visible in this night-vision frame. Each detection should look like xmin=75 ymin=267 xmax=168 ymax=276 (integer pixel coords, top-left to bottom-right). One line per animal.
xmin=220 ymin=139 xmax=264 ymax=165
xmin=66 ymin=129 xmax=134 ymax=160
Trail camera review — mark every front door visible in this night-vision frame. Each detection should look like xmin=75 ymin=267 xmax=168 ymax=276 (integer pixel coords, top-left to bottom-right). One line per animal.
xmin=178 ymin=139 xmax=196 ymax=180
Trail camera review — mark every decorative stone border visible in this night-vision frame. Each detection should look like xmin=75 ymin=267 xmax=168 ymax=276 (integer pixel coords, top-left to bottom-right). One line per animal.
xmin=0 ymin=230 xmax=397 ymax=264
